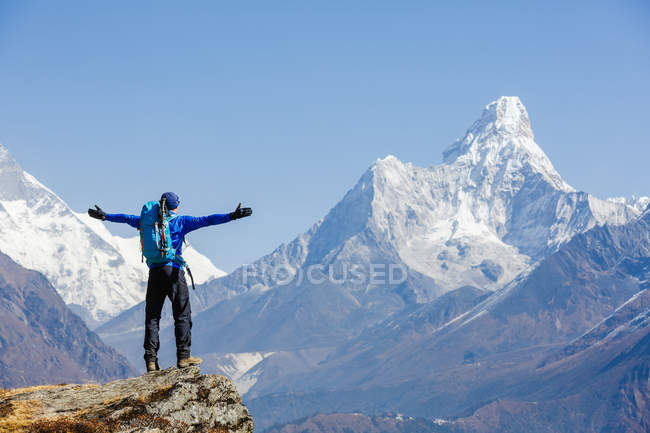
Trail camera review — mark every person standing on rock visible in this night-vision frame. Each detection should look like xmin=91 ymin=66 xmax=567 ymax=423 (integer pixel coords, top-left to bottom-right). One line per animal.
xmin=88 ymin=192 xmax=252 ymax=372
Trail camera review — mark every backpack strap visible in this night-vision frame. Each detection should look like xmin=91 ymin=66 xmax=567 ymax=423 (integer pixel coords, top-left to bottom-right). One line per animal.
xmin=159 ymin=198 xmax=167 ymax=258
xmin=172 ymin=255 xmax=195 ymax=290
xmin=186 ymin=264 xmax=196 ymax=291
xmin=154 ymin=198 xmax=193 ymax=288
xmin=139 ymin=227 xmax=144 ymax=263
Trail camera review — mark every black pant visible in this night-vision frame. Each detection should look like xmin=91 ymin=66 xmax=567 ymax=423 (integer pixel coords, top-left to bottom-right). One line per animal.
xmin=144 ymin=266 xmax=192 ymax=362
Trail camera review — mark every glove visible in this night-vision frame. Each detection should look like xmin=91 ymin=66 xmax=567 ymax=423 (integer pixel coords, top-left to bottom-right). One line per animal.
xmin=229 ymin=203 xmax=252 ymax=220
xmin=88 ymin=205 xmax=106 ymax=221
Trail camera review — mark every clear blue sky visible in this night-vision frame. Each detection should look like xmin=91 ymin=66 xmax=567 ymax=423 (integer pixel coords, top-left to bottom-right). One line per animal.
xmin=1 ymin=1 xmax=649 ymax=272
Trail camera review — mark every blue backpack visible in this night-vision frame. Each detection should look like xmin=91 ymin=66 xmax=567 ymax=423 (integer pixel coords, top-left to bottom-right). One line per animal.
xmin=139 ymin=198 xmax=184 ymax=267
xmin=138 ymin=197 xmax=196 ymax=290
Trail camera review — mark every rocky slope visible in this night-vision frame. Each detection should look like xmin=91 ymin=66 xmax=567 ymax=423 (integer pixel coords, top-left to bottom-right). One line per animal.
xmin=0 ymin=252 xmax=136 ymax=388
xmin=0 ymin=143 xmax=225 ymax=325
xmin=451 ymin=304 xmax=649 ymax=433
xmin=0 ymin=366 xmax=253 ymax=433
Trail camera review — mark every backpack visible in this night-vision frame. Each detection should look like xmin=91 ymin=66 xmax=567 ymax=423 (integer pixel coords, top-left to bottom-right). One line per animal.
xmin=138 ymin=197 xmax=196 ymax=290
xmin=139 ymin=197 xmax=184 ymax=267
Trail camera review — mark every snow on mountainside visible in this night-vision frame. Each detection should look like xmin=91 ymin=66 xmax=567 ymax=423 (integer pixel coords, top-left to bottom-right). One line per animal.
xmin=0 ymin=143 xmax=225 ymax=325
xmin=607 ymin=195 xmax=650 ymax=213
xmin=201 ymin=351 xmax=276 ymax=394
xmin=383 ymin=97 xmax=635 ymax=289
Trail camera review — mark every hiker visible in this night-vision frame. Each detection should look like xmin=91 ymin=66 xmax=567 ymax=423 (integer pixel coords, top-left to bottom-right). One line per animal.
xmin=88 ymin=192 xmax=252 ymax=372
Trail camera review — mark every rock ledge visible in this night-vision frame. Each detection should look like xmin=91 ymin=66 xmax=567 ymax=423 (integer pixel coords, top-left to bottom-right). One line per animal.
xmin=0 ymin=366 xmax=254 ymax=432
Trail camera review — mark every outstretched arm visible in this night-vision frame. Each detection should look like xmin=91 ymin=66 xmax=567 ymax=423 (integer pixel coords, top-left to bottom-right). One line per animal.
xmin=177 ymin=213 xmax=231 ymax=235
xmin=178 ymin=203 xmax=252 ymax=236
xmin=88 ymin=205 xmax=140 ymax=229
xmin=105 ymin=213 xmax=140 ymax=229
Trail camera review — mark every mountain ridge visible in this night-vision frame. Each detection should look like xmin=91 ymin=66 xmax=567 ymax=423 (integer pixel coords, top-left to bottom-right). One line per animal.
xmin=0 ymin=251 xmax=136 ymax=388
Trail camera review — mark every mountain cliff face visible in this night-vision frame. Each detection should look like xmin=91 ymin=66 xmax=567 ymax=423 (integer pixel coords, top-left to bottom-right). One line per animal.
xmin=0 ymin=252 xmax=136 ymax=388
xmin=0 ymin=144 xmax=225 ymax=325
xmin=0 ymin=366 xmax=253 ymax=433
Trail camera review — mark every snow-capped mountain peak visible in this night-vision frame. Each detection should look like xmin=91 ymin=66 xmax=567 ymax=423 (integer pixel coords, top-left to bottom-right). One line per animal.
xmin=0 ymin=143 xmax=13 ymax=164
xmin=0 ymin=143 xmax=54 ymax=202
xmin=443 ymin=96 xmax=572 ymax=192
xmin=443 ymin=96 xmax=534 ymax=161
xmin=479 ymin=95 xmax=534 ymax=138
xmin=299 ymin=97 xmax=638 ymax=295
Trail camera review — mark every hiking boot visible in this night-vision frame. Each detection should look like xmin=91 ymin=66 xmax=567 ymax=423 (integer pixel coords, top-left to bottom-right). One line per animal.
xmin=177 ymin=355 xmax=202 ymax=368
xmin=146 ymin=360 xmax=160 ymax=372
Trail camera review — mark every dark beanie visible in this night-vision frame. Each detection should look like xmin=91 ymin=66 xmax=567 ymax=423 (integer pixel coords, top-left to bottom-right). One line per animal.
xmin=161 ymin=192 xmax=180 ymax=209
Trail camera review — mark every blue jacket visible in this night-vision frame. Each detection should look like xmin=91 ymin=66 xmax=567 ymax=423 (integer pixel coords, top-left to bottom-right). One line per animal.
xmin=105 ymin=211 xmax=231 ymax=269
